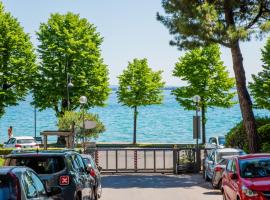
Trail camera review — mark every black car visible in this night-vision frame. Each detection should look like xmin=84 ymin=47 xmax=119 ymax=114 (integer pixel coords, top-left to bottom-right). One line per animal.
xmin=0 ymin=166 xmax=61 ymax=200
xmin=4 ymin=150 xmax=95 ymax=200
xmin=81 ymin=154 xmax=102 ymax=200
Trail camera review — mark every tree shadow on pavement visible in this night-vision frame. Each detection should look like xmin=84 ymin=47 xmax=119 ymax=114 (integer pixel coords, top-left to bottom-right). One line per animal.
xmin=102 ymin=173 xmax=220 ymax=191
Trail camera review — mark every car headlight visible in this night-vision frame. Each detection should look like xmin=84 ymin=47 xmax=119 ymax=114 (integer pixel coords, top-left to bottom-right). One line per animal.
xmin=241 ymin=185 xmax=258 ymax=197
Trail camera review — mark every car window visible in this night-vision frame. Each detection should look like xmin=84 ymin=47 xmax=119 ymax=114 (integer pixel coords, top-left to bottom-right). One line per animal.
xmin=218 ymin=137 xmax=225 ymax=145
xmin=83 ymin=156 xmax=97 ymax=169
xmin=28 ymin=171 xmax=46 ymax=196
xmin=71 ymin=154 xmax=80 ymax=171
xmin=231 ymin=159 xmax=237 ymax=173
xmin=226 ymin=159 xmax=232 ymax=171
xmin=0 ymin=175 xmax=17 ymax=200
xmin=239 ymin=157 xmax=270 ymax=178
xmin=23 ymin=172 xmax=38 ymax=198
xmin=212 ymin=138 xmax=217 ymax=144
xmin=9 ymin=157 xmax=65 ymax=174
xmin=75 ymin=155 xmax=86 ymax=172
xmin=9 ymin=138 xmax=16 ymax=144
xmin=17 ymin=139 xmax=35 ymax=144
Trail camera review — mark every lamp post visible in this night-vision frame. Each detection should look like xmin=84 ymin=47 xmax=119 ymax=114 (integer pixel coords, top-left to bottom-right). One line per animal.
xmin=67 ymin=73 xmax=74 ymax=110
xmin=79 ymin=96 xmax=87 ymax=153
xmin=193 ymin=95 xmax=201 ymax=172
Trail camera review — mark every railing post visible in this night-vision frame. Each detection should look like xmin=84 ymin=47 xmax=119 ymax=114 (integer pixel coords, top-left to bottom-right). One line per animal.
xmin=173 ymin=146 xmax=178 ymax=174
xmin=106 ymin=150 xmax=108 ymax=170
xmin=163 ymin=150 xmax=166 ymax=170
xmin=153 ymin=150 xmax=156 ymax=173
xmin=125 ymin=150 xmax=127 ymax=169
xmin=95 ymin=149 xmax=99 ymax=167
xmin=134 ymin=150 xmax=137 ymax=172
xmin=116 ymin=150 xmax=118 ymax=172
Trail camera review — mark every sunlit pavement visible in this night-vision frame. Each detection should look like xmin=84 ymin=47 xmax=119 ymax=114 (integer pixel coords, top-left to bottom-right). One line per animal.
xmin=101 ymin=174 xmax=222 ymax=200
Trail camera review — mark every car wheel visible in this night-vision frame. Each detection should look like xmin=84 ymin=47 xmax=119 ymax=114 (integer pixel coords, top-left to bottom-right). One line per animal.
xmin=204 ymin=170 xmax=210 ymax=181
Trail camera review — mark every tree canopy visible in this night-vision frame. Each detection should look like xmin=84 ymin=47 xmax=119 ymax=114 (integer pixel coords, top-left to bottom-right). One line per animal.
xmin=250 ymin=37 xmax=270 ymax=110
xmin=117 ymin=58 xmax=165 ymax=143
xmin=0 ymin=2 xmax=36 ymax=117
xmin=33 ymin=12 xmax=110 ymax=116
xmin=172 ymin=45 xmax=235 ymax=143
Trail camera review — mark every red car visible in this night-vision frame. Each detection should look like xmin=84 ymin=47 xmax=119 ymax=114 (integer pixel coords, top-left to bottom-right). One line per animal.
xmin=222 ymin=154 xmax=270 ymax=200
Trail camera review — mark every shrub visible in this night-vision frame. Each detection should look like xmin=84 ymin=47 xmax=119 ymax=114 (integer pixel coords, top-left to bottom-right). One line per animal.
xmin=0 ymin=158 xmax=4 ymax=166
xmin=226 ymin=117 xmax=270 ymax=153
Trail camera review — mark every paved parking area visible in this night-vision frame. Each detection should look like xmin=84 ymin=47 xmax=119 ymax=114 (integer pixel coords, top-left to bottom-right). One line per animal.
xmin=101 ymin=174 xmax=222 ymax=200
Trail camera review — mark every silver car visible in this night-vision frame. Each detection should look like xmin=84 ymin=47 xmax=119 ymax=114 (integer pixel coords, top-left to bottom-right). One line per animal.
xmin=204 ymin=148 xmax=245 ymax=181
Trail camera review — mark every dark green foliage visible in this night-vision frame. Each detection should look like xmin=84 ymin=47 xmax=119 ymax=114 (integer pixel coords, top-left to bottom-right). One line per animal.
xmin=0 ymin=2 xmax=37 ymax=117
xmin=173 ymin=45 xmax=235 ymax=143
xmin=58 ymin=111 xmax=105 ymax=140
xmin=157 ymin=1 xmax=270 ymax=50
xmin=226 ymin=117 xmax=270 ymax=153
xmin=117 ymin=58 xmax=165 ymax=143
xmin=33 ymin=12 xmax=110 ymax=116
xmin=250 ymin=37 xmax=270 ymax=110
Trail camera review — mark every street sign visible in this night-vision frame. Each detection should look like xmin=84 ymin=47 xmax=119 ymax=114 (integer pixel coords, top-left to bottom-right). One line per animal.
xmin=193 ymin=116 xmax=201 ymax=139
xmin=80 ymin=120 xmax=97 ymax=129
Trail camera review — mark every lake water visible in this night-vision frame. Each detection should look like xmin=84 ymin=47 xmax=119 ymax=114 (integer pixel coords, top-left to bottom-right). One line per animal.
xmin=0 ymin=90 xmax=269 ymax=144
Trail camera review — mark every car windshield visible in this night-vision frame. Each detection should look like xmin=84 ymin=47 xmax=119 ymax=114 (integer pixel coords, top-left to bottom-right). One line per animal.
xmin=218 ymin=137 xmax=225 ymax=145
xmin=239 ymin=157 xmax=270 ymax=178
xmin=17 ymin=139 xmax=35 ymax=144
xmin=9 ymin=157 xmax=65 ymax=174
xmin=216 ymin=151 xmax=244 ymax=163
xmin=0 ymin=175 xmax=17 ymax=200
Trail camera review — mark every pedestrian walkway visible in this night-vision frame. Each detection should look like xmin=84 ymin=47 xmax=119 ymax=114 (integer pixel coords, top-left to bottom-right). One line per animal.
xmin=101 ymin=174 xmax=222 ymax=200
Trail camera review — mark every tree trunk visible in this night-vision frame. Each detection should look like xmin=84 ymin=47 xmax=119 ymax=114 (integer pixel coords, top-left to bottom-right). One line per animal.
xmin=133 ymin=106 xmax=137 ymax=144
xmin=201 ymin=103 xmax=206 ymax=144
xmin=231 ymin=42 xmax=258 ymax=153
xmin=224 ymin=1 xmax=258 ymax=153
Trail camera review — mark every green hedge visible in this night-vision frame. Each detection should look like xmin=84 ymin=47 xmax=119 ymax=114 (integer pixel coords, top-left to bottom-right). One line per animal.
xmin=226 ymin=117 xmax=270 ymax=153
xmin=0 ymin=158 xmax=4 ymax=166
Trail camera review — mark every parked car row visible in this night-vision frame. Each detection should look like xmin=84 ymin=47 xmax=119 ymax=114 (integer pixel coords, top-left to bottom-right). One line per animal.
xmin=0 ymin=149 xmax=102 ymax=200
xmin=204 ymin=136 xmax=270 ymax=200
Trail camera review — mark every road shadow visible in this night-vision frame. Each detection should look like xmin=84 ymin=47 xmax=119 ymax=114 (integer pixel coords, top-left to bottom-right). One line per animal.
xmin=102 ymin=173 xmax=218 ymax=190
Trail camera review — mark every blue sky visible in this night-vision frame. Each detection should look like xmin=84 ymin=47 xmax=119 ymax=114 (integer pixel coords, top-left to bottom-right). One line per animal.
xmin=2 ymin=0 xmax=267 ymax=86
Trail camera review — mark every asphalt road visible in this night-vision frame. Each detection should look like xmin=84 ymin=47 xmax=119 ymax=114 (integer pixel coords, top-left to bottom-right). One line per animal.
xmin=101 ymin=174 xmax=222 ymax=200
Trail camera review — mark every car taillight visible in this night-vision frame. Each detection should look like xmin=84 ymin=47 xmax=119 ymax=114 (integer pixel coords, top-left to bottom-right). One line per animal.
xmin=90 ymin=169 xmax=96 ymax=177
xmin=59 ymin=175 xmax=70 ymax=186
xmin=8 ymin=172 xmax=21 ymax=200
xmin=15 ymin=144 xmax=22 ymax=148
xmin=214 ymin=166 xmax=223 ymax=172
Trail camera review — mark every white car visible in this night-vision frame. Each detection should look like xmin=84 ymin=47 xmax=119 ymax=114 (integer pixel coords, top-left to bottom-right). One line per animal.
xmin=205 ymin=136 xmax=226 ymax=149
xmin=3 ymin=136 xmax=39 ymax=149
xmin=204 ymin=148 xmax=245 ymax=181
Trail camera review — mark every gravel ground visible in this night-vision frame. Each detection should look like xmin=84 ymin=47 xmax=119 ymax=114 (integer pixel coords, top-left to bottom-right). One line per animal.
xmin=101 ymin=173 xmax=222 ymax=200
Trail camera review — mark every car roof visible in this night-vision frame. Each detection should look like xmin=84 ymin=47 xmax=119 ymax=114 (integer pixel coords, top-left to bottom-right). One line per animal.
xmin=238 ymin=153 xmax=270 ymax=160
xmin=215 ymin=148 xmax=243 ymax=153
xmin=12 ymin=136 xmax=35 ymax=140
xmin=0 ymin=166 xmax=29 ymax=175
xmin=6 ymin=149 xmax=77 ymax=157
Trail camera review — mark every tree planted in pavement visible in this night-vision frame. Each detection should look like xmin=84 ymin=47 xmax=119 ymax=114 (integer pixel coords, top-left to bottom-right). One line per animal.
xmin=117 ymin=58 xmax=165 ymax=144
xmin=33 ymin=12 xmax=110 ymax=116
xmin=0 ymin=2 xmax=36 ymax=118
xmin=172 ymin=45 xmax=235 ymax=144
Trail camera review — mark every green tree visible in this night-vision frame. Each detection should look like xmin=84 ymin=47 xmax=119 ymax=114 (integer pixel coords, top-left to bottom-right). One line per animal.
xmin=0 ymin=2 xmax=36 ymax=117
xmin=58 ymin=111 xmax=105 ymax=140
xmin=33 ymin=12 xmax=110 ymax=116
xmin=117 ymin=58 xmax=165 ymax=144
xmin=249 ymin=37 xmax=270 ymax=110
xmin=173 ymin=45 xmax=235 ymax=144
xmin=157 ymin=0 xmax=270 ymax=153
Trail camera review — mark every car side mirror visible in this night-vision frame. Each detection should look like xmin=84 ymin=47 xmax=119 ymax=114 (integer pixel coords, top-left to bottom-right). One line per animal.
xmin=48 ymin=186 xmax=62 ymax=196
xmin=97 ymin=166 xmax=102 ymax=172
xmin=229 ymin=172 xmax=237 ymax=180
xmin=208 ymin=160 xmax=214 ymax=165
xmin=86 ymin=164 xmax=93 ymax=173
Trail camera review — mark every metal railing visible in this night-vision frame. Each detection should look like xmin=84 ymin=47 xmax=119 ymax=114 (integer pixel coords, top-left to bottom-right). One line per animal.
xmin=92 ymin=147 xmax=206 ymax=174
